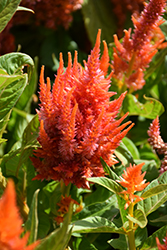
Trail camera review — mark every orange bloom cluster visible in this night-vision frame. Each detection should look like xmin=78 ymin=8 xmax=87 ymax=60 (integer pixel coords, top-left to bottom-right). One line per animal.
xmin=112 ymin=0 xmax=166 ymax=92
xmin=31 ymin=30 xmax=133 ymax=189
xmin=55 ymin=194 xmax=82 ymax=224
xmin=148 ymin=116 xmax=167 ymax=174
xmin=0 ymin=180 xmax=39 ymax=250
xmin=117 ymin=163 xmax=149 ymax=209
xmin=110 ymin=0 xmax=144 ymax=38
xmin=156 ymin=234 xmax=167 ymax=250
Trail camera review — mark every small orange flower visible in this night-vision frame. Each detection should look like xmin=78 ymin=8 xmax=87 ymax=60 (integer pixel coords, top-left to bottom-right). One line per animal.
xmin=55 ymin=195 xmax=82 ymax=224
xmin=0 ymin=180 xmax=39 ymax=250
xmin=117 ymin=163 xmax=149 ymax=208
xmin=156 ymin=234 xmax=167 ymax=250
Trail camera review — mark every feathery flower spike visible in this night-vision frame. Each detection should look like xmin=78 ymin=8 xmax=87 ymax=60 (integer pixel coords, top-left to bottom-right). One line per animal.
xmin=0 ymin=180 xmax=39 ymax=250
xmin=148 ymin=116 xmax=167 ymax=174
xmin=31 ymin=30 xmax=134 ymax=189
xmin=117 ymin=163 xmax=149 ymax=209
xmin=156 ymin=233 xmax=167 ymax=250
xmin=112 ymin=0 xmax=166 ymax=91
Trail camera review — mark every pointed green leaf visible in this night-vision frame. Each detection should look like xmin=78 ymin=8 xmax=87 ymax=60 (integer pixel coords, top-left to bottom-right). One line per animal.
xmin=115 ymin=141 xmax=135 ymax=166
xmin=127 ymin=209 xmax=147 ymax=228
xmin=25 ymin=189 xmax=39 ymax=244
xmin=87 ymin=177 xmax=123 ymax=194
xmin=72 ymin=216 xmax=126 ymax=234
xmin=36 ymin=205 xmax=73 ymax=250
xmin=100 ymin=157 xmax=119 ymax=180
xmin=122 ymin=94 xmax=164 ymax=119
xmin=0 ymin=0 xmax=22 ymax=32
xmin=138 ymin=172 xmax=167 ymax=216
xmin=141 ymin=184 xmax=167 ymax=199
xmin=122 ymin=137 xmax=140 ymax=160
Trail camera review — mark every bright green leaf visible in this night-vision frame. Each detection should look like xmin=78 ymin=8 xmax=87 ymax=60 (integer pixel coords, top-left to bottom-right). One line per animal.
xmin=87 ymin=177 xmax=123 ymax=194
xmin=141 ymin=184 xmax=167 ymax=199
xmin=122 ymin=94 xmax=164 ymax=119
xmin=127 ymin=209 xmax=147 ymax=228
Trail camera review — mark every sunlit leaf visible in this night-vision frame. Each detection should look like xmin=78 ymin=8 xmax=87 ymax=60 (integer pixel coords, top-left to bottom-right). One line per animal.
xmin=72 ymin=216 xmax=126 ymax=234
xmin=87 ymin=177 xmax=123 ymax=194
xmin=127 ymin=209 xmax=147 ymax=228
xmin=122 ymin=94 xmax=164 ymax=119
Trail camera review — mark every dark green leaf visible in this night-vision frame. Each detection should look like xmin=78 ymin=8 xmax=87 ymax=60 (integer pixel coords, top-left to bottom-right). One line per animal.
xmin=72 ymin=216 xmax=126 ymax=234
xmin=0 ymin=0 xmax=22 ymax=32
xmin=100 ymin=157 xmax=119 ymax=180
xmin=25 ymin=189 xmax=39 ymax=244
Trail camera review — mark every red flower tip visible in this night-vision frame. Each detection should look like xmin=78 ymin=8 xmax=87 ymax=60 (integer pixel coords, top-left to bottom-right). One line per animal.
xmin=31 ymin=30 xmax=133 ymax=188
xmin=156 ymin=234 xmax=167 ymax=250
xmin=0 ymin=180 xmax=39 ymax=250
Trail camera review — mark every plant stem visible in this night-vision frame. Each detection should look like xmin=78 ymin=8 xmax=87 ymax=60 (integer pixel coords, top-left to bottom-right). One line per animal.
xmin=127 ymin=202 xmax=136 ymax=250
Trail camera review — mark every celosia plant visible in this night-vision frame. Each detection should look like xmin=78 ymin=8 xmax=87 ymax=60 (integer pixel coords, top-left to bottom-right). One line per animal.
xmin=31 ymin=30 xmax=133 ymax=188
xmin=112 ymin=0 xmax=166 ymax=92
xmin=0 ymin=180 xmax=39 ymax=250
xmin=156 ymin=234 xmax=167 ymax=250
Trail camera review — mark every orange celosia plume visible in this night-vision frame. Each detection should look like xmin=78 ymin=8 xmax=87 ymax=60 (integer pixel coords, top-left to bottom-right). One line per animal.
xmin=31 ymin=30 xmax=134 ymax=189
xmin=112 ymin=0 xmax=166 ymax=91
xmin=0 ymin=180 xmax=39 ymax=250
xmin=117 ymin=163 xmax=149 ymax=208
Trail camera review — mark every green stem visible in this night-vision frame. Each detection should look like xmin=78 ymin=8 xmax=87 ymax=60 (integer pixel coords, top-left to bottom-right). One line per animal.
xmin=127 ymin=203 xmax=136 ymax=250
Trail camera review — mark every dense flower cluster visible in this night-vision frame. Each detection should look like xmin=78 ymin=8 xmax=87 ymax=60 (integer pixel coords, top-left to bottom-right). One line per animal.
xmin=31 ymin=30 xmax=133 ymax=189
xmin=117 ymin=163 xmax=149 ymax=209
xmin=148 ymin=116 xmax=167 ymax=174
xmin=110 ymin=0 xmax=144 ymax=37
xmin=112 ymin=0 xmax=166 ymax=92
xmin=0 ymin=180 xmax=39 ymax=250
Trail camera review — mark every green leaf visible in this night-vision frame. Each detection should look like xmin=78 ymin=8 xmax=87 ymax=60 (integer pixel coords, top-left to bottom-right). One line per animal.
xmin=81 ymin=0 xmax=116 ymax=45
xmin=36 ymin=205 xmax=73 ymax=250
xmin=72 ymin=216 xmax=126 ymax=234
xmin=122 ymin=94 xmax=164 ymax=119
xmin=141 ymin=184 xmax=167 ymax=199
xmin=0 ymin=0 xmax=22 ymax=32
xmin=115 ymin=141 xmax=135 ymax=166
xmin=87 ymin=177 xmax=123 ymax=194
xmin=138 ymin=172 xmax=167 ymax=216
xmin=122 ymin=137 xmax=140 ymax=160
xmin=25 ymin=189 xmax=39 ymax=244
xmin=127 ymin=209 xmax=147 ymax=228
xmin=17 ymin=6 xmax=34 ymax=13
xmin=100 ymin=157 xmax=119 ymax=180
xmin=108 ymin=234 xmax=127 ymax=250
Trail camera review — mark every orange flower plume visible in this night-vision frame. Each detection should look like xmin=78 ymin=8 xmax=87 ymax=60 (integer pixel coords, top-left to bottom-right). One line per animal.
xmin=117 ymin=163 xmax=149 ymax=208
xmin=31 ymin=30 xmax=134 ymax=189
xmin=0 ymin=180 xmax=39 ymax=250
xmin=156 ymin=234 xmax=167 ymax=250
xmin=112 ymin=0 xmax=166 ymax=91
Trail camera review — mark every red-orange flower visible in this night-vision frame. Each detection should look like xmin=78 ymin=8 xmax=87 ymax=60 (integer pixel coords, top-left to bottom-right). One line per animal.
xmin=117 ymin=163 xmax=149 ymax=208
xmin=31 ymin=30 xmax=133 ymax=189
xmin=112 ymin=0 xmax=166 ymax=91
xmin=156 ymin=234 xmax=167 ymax=250
xmin=0 ymin=180 xmax=39 ymax=250
xmin=55 ymin=194 xmax=82 ymax=224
